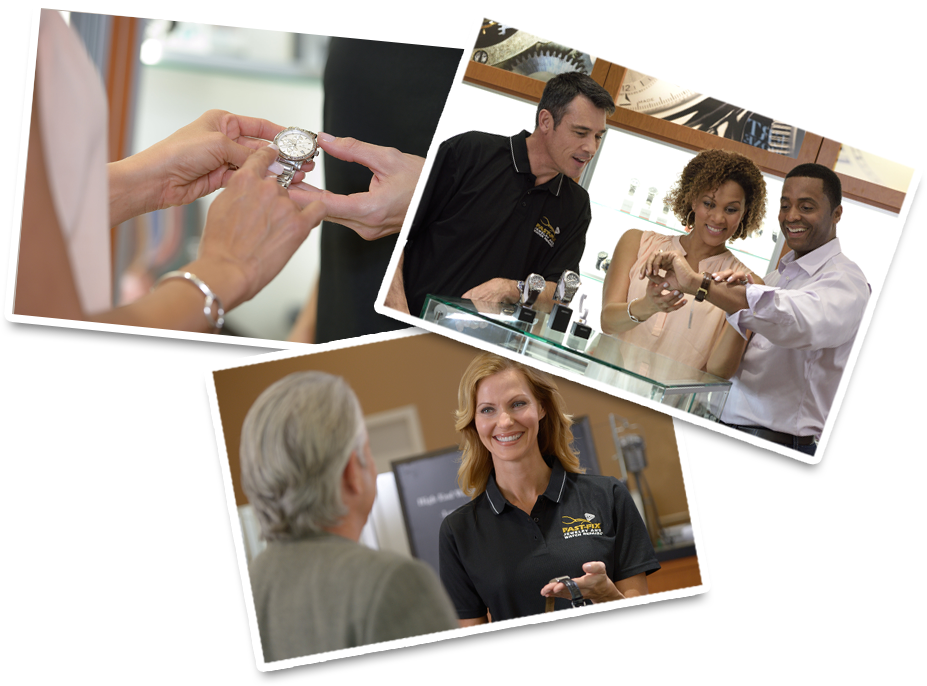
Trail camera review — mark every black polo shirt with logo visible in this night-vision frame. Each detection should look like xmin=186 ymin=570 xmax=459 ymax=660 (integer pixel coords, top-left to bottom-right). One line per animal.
xmin=438 ymin=456 xmax=660 ymax=622
xmin=403 ymin=130 xmax=591 ymax=317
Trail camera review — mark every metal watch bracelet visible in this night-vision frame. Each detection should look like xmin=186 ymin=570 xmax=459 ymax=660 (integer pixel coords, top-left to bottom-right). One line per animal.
xmin=275 ymin=158 xmax=302 ymax=189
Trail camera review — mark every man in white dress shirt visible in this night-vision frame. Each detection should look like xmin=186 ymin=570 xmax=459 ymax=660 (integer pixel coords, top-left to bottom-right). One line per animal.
xmin=644 ymin=163 xmax=870 ymax=456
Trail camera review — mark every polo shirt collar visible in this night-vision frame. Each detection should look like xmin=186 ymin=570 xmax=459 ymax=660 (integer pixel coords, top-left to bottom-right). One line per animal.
xmin=508 ymin=130 xmax=565 ymax=197
xmin=779 ymin=237 xmax=843 ymax=277
xmin=484 ymin=455 xmax=568 ymax=515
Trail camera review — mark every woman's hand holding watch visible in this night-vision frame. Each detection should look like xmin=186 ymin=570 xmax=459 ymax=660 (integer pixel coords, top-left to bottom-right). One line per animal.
xmin=541 ymin=561 xmax=625 ymax=603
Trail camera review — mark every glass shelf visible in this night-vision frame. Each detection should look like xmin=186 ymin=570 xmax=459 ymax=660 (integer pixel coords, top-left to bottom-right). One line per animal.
xmin=421 ymin=295 xmax=731 ymax=420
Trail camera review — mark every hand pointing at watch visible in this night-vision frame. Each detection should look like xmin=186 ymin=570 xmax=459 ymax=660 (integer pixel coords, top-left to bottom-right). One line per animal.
xmin=287 ymin=133 xmax=424 ymax=241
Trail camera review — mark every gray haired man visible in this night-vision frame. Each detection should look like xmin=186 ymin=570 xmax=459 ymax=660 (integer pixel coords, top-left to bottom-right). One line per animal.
xmin=241 ymin=371 xmax=457 ymax=662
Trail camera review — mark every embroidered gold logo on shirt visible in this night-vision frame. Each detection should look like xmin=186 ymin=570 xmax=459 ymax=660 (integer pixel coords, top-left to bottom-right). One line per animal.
xmin=561 ymin=514 xmax=602 ymax=539
xmin=534 ymin=216 xmax=558 ymax=247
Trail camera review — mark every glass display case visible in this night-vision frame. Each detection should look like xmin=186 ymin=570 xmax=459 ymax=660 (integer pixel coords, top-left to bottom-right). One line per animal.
xmin=421 ymin=295 xmax=731 ymax=419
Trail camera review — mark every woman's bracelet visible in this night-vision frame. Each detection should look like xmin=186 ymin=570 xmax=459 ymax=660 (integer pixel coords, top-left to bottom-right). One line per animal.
xmin=152 ymin=270 xmax=225 ymax=331
xmin=627 ymin=298 xmax=642 ymax=323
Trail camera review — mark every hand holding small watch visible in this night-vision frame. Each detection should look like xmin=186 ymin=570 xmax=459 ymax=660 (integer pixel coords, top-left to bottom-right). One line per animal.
xmin=640 ymin=249 xmax=702 ymax=296
xmin=711 ymin=268 xmax=756 ymax=286
xmin=540 ymin=561 xmax=626 ymax=605
xmin=287 ymin=133 xmax=425 ymax=241
xmin=270 ymin=126 xmax=320 ymax=189
xmin=109 ymin=110 xmax=312 ymax=225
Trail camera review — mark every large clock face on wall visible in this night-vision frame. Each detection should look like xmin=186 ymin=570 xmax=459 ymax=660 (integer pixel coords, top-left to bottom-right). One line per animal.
xmin=618 ymin=70 xmax=805 ymax=158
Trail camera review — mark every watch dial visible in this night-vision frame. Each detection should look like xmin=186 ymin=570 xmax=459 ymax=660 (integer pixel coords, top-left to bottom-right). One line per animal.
xmin=278 ymin=130 xmax=316 ymax=159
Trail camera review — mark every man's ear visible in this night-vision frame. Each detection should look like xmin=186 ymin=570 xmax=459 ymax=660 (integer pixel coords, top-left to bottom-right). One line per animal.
xmin=537 ymin=108 xmax=554 ymax=134
xmin=341 ymin=450 xmax=363 ymax=497
xmin=831 ymin=203 xmax=843 ymax=229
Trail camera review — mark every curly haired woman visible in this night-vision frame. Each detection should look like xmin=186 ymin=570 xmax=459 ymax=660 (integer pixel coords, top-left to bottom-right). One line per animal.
xmin=599 ymin=149 xmax=768 ymax=377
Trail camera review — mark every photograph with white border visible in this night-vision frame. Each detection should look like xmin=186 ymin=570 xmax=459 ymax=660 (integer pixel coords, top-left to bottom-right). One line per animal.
xmin=375 ymin=16 xmax=918 ymax=466
xmin=207 ymin=328 xmax=706 ymax=670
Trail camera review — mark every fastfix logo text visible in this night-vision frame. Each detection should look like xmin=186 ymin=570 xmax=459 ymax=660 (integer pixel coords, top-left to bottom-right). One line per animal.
xmin=561 ymin=513 xmax=602 ymax=539
xmin=534 ymin=216 xmax=559 ymax=247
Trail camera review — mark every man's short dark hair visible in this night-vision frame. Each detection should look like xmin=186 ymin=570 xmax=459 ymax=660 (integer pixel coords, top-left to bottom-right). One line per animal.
xmin=535 ymin=72 xmax=616 ymax=128
xmin=785 ymin=163 xmax=842 ymax=211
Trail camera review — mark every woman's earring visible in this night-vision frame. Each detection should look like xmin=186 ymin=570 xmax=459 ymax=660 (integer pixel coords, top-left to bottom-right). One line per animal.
xmin=685 ymin=210 xmax=695 ymax=232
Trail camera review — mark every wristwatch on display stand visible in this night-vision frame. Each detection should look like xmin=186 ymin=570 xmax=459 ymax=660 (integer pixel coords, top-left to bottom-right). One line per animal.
xmin=547 ymin=270 xmax=581 ymax=333
xmin=272 ymin=127 xmax=319 ymax=189
xmin=514 ymin=273 xmax=545 ymax=323
xmin=566 ymin=294 xmax=593 ymax=350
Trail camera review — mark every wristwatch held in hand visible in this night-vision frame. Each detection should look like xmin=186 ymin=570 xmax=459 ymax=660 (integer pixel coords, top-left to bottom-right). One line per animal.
xmin=273 ymin=127 xmax=319 ymax=188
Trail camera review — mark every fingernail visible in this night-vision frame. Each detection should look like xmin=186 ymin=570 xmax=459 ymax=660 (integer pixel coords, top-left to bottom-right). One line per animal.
xmin=267 ymin=143 xmax=279 ymax=151
xmin=662 ymin=283 xmax=669 ymax=289
xmin=268 ymin=161 xmax=284 ymax=175
xmin=673 ymin=290 xmax=679 ymax=296
xmin=318 ymin=131 xmax=335 ymax=143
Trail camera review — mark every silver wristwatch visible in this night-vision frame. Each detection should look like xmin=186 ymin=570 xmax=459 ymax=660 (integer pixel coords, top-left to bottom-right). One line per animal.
xmin=520 ymin=273 xmax=546 ymax=308
xmin=554 ymin=270 xmax=581 ymax=305
xmin=272 ymin=127 xmax=319 ymax=188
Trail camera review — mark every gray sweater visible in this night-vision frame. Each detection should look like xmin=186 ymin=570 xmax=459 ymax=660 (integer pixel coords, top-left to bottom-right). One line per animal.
xmin=249 ymin=532 xmax=458 ymax=662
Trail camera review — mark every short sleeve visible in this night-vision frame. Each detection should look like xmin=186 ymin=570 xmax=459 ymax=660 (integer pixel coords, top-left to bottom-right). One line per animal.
xmin=408 ymin=134 xmax=464 ymax=242
xmin=612 ymin=479 xmax=661 ymax=580
xmin=438 ymin=516 xmax=488 ymax=620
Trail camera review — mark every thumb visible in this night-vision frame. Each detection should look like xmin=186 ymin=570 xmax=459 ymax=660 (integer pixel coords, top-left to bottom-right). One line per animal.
xmin=317 ymin=133 xmax=387 ymax=171
xmin=583 ymin=561 xmax=607 ymax=575
xmin=239 ymin=144 xmax=279 ymax=178
xmin=221 ymin=138 xmax=257 ymax=170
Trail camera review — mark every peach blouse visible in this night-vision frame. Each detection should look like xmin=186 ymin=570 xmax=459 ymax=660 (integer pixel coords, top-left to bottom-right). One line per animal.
xmin=614 ymin=231 xmax=749 ymax=372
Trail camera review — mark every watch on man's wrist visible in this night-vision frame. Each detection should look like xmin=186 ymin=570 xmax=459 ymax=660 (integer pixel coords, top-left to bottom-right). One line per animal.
xmin=272 ymin=127 xmax=319 ymax=189
xmin=694 ymin=271 xmax=711 ymax=302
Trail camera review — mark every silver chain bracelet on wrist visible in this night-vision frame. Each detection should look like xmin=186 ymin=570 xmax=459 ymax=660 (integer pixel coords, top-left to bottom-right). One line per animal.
xmin=153 ymin=270 xmax=225 ymax=331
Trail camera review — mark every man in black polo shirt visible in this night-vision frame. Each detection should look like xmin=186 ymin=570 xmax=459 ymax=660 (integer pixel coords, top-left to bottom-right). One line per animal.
xmin=389 ymin=73 xmax=615 ymax=317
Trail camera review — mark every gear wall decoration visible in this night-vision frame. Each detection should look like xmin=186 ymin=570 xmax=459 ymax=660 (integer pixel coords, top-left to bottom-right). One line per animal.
xmin=471 ymin=19 xmax=594 ymax=83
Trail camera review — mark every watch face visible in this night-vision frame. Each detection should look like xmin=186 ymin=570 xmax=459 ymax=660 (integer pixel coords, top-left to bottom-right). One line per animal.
xmin=274 ymin=128 xmax=318 ymax=161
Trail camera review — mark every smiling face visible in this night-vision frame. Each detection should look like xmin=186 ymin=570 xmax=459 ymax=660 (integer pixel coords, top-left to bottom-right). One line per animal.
xmin=689 ymin=179 xmax=746 ymax=250
xmin=474 ymin=370 xmax=547 ymax=466
xmin=779 ymin=176 xmax=842 ymax=258
xmin=538 ymin=94 xmax=607 ymax=179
